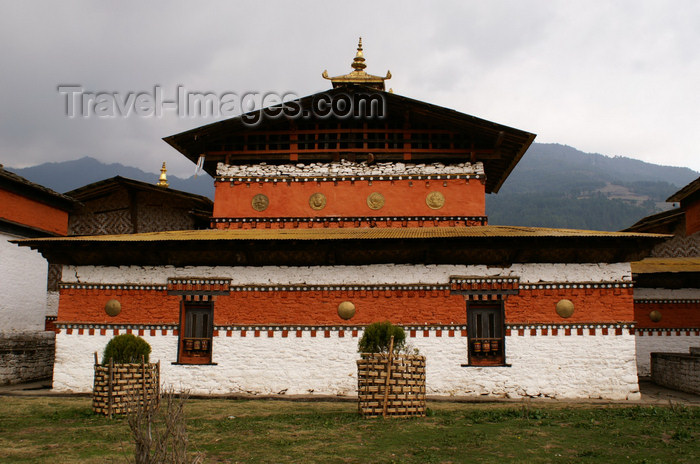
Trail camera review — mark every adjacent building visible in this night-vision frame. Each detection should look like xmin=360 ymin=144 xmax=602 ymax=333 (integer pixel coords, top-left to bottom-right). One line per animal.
xmin=625 ymin=176 xmax=700 ymax=376
xmin=0 ymin=165 xmax=73 ymax=384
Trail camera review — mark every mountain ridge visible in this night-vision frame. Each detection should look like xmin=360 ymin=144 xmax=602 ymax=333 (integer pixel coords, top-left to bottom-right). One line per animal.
xmin=5 ymin=156 xmax=215 ymax=198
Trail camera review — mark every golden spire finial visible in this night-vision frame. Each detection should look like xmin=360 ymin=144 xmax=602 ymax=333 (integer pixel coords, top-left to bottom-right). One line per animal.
xmin=322 ymin=37 xmax=391 ymax=90
xmin=351 ymin=37 xmax=366 ymax=71
xmin=157 ymin=162 xmax=169 ymax=188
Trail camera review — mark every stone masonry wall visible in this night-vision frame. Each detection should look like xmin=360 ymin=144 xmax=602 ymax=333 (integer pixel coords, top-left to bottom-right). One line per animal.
xmin=216 ymin=160 xmax=485 ymax=179
xmin=651 ymin=349 xmax=700 ymax=395
xmin=635 ymin=331 xmax=700 ymax=376
xmin=0 ymin=332 xmax=55 ymax=385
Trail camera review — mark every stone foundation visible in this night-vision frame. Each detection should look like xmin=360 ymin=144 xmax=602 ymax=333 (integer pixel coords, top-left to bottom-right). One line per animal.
xmin=651 ymin=347 xmax=700 ymax=395
xmin=0 ymin=332 xmax=55 ymax=385
xmin=634 ymin=330 xmax=700 ymax=376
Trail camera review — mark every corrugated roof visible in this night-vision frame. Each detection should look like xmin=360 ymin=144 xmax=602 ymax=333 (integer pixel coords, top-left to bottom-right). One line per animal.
xmin=17 ymin=225 xmax=670 ymax=244
xmin=631 ymin=257 xmax=700 ymax=274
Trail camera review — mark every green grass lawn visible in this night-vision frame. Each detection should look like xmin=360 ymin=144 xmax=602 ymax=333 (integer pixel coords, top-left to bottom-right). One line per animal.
xmin=0 ymin=396 xmax=697 ymax=463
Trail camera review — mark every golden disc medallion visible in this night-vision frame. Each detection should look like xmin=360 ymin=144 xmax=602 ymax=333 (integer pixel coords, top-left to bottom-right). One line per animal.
xmin=366 ymin=192 xmax=385 ymax=210
xmin=426 ymin=191 xmax=445 ymax=209
xmin=309 ymin=193 xmax=327 ymax=210
xmin=251 ymin=194 xmax=269 ymax=212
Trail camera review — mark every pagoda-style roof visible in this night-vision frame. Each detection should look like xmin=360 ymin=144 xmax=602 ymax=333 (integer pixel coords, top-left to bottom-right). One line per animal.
xmin=163 ymin=86 xmax=535 ymax=194
xmin=16 ymin=226 xmax=667 ymax=266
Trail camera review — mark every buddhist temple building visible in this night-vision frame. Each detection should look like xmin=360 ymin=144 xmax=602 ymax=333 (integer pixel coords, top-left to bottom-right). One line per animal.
xmin=19 ymin=41 xmax=672 ymax=399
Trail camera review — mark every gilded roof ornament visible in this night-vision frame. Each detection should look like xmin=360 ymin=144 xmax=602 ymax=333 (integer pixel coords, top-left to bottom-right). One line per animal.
xmin=157 ymin=162 xmax=169 ymax=188
xmin=322 ymin=37 xmax=391 ymax=90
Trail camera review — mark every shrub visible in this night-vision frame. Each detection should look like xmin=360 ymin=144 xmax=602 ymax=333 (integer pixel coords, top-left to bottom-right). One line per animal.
xmin=102 ymin=333 xmax=151 ymax=365
xmin=358 ymin=321 xmax=406 ymax=354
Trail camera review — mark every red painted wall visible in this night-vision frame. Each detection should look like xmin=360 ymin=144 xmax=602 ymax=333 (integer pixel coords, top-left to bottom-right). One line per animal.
xmin=213 ymin=178 xmax=485 ymax=219
xmin=58 ymin=287 xmax=635 ymax=326
xmin=634 ymin=301 xmax=700 ymax=328
xmin=58 ymin=287 xmax=181 ymax=324
xmin=0 ymin=188 xmax=69 ymax=236
xmin=685 ymin=199 xmax=700 ymax=236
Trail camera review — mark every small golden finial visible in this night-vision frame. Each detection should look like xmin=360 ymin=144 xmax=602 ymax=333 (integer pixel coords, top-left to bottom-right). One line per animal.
xmin=351 ymin=37 xmax=366 ymax=71
xmin=157 ymin=162 xmax=169 ymax=188
xmin=322 ymin=37 xmax=391 ymax=91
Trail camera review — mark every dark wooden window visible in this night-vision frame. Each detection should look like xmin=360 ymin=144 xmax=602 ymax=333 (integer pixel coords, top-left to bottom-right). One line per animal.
xmin=178 ymin=301 xmax=213 ymax=364
xmin=467 ymin=302 xmax=505 ymax=366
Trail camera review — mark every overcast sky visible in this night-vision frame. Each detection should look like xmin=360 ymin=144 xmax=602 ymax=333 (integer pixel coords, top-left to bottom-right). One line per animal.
xmin=1 ymin=1 xmax=699 ymax=177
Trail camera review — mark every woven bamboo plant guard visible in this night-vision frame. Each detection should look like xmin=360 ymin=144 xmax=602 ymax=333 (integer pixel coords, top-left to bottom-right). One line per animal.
xmin=92 ymin=354 xmax=160 ymax=418
xmin=357 ymin=353 xmax=426 ymax=418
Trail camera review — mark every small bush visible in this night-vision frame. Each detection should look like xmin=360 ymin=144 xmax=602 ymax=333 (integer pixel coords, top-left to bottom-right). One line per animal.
xmin=102 ymin=334 xmax=151 ymax=365
xmin=358 ymin=321 xmax=406 ymax=354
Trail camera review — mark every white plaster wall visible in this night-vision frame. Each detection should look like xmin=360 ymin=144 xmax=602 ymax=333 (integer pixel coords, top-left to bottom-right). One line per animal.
xmin=46 ymin=291 xmax=59 ymax=317
xmin=634 ymin=288 xmax=700 ymax=299
xmin=63 ymin=263 xmax=632 ymax=286
xmin=54 ymin=329 xmax=640 ymax=400
xmin=216 ymin=160 xmax=485 ymax=178
xmin=635 ymin=333 xmax=700 ymax=376
xmin=414 ymin=330 xmax=639 ymax=400
xmin=0 ymin=232 xmax=48 ymax=333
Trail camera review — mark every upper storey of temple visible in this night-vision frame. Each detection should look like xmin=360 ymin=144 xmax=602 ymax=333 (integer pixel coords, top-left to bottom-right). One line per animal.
xmin=163 ymin=41 xmax=535 ymax=228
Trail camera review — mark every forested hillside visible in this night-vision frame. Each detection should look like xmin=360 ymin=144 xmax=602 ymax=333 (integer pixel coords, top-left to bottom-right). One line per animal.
xmin=486 ymin=143 xmax=698 ymax=230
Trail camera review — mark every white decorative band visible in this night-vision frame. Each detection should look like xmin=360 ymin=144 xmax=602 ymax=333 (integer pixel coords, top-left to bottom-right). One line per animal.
xmin=229 ymin=284 xmax=451 ymax=292
xmin=58 ymin=281 xmax=633 ymax=292
xmin=634 ymin=299 xmax=700 ymax=304
xmin=168 ymin=278 xmax=231 ymax=286
xmin=59 ymin=283 xmax=167 ymax=291
xmin=212 ymin=216 xmax=487 ymax=224
xmin=506 ymin=323 xmax=635 ymax=330
xmin=520 ymin=282 xmax=632 ymax=290
xmin=216 ymin=174 xmax=484 ymax=183
xmin=450 ymin=277 xmax=520 ymax=285
xmin=56 ymin=323 xmax=635 ymax=332
xmin=635 ymin=328 xmax=700 ymax=335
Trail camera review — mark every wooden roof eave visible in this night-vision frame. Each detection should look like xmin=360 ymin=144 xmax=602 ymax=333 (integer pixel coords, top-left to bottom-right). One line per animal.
xmin=162 ymin=87 xmax=536 ymax=191
xmin=667 ymin=176 xmax=700 ymax=203
xmin=15 ymin=229 xmax=667 ymax=267
xmin=65 ymin=176 xmax=213 ymax=208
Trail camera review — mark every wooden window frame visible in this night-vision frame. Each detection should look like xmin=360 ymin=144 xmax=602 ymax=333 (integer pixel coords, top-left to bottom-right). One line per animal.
xmin=467 ymin=300 xmax=506 ymax=366
xmin=177 ymin=300 xmax=214 ymax=365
